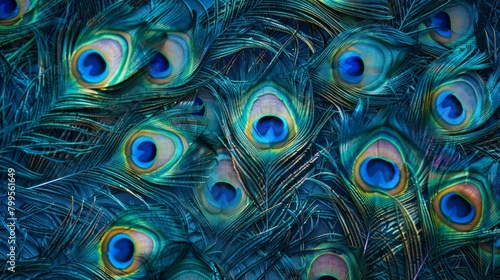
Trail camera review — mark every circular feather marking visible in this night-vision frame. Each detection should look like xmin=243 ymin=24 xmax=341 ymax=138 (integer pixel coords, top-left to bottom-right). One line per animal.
xmin=353 ymin=139 xmax=407 ymax=195
xmin=251 ymin=115 xmax=288 ymax=145
xmin=435 ymin=90 xmax=465 ymax=125
xmin=107 ymin=233 xmax=135 ymax=269
xmin=125 ymin=130 xmax=188 ymax=173
xmin=359 ymin=157 xmax=401 ymax=190
xmin=430 ymin=75 xmax=482 ymax=132
xmin=195 ymin=158 xmax=249 ymax=221
xmin=192 ymin=96 xmax=205 ymax=116
xmin=0 ymin=0 xmax=28 ymax=25
xmin=210 ymin=182 xmax=237 ymax=205
xmin=332 ymin=41 xmax=393 ymax=90
xmin=147 ymin=51 xmax=172 ymax=79
xmin=430 ymin=11 xmax=452 ymax=38
xmin=244 ymin=85 xmax=297 ymax=149
xmin=307 ymin=253 xmax=349 ymax=280
xmin=76 ymin=50 xmax=109 ymax=84
xmin=101 ymin=227 xmax=156 ymax=275
xmin=426 ymin=4 xmax=474 ymax=46
xmin=71 ymin=32 xmax=132 ymax=88
xmin=130 ymin=136 xmax=157 ymax=169
xmin=147 ymin=33 xmax=193 ymax=86
xmin=337 ymin=51 xmax=365 ymax=84
xmin=0 ymin=0 xmax=19 ymax=19
xmin=432 ymin=182 xmax=482 ymax=231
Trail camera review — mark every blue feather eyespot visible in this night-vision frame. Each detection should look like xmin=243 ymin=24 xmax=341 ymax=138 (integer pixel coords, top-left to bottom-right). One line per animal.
xmin=307 ymin=253 xmax=350 ymax=280
xmin=146 ymin=33 xmax=194 ymax=87
xmin=130 ymin=136 xmax=157 ymax=169
xmin=125 ymin=130 xmax=188 ymax=173
xmin=430 ymin=74 xmax=483 ymax=132
xmin=192 ymin=96 xmax=205 ymax=116
xmin=337 ymin=51 xmax=365 ymax=84
xmin=244 ymin=84 xmax=297 ymax=149
xmin=432 ymin=182 xmax=482 ymax=231
xmin=0 ymin=0 xmax=30 ymax=25
xmin=194 ymin=156 xmax=249 ymax=224
xmin=208 ymin=182 xmax=238 ymax=208
xmin=424 ymin=4 xmax=474 ymax=46
xmin=332 ymin=41 xmax=395 ymax=90
xmin=429 ymin=11 xmax=452 ymax=38
xmin=71 ymin=32 xmax=133 ymax=88
xmin=0 ymin=0 xmax=19 ymax=19
xmin=353 ymin=139 xmax=408 ymax=195
xmin=435 ymin=90 xmax=465 ymax=125
xmin=101 ymin=227 xmax=156 ymax=275
xmin=251 ymin=115 xmax=288 ymax=145
xmin=147 ymin=51 xmax=172 ymax=79
xmin=76 ymin=50 xmax=109 ymax=84
xmin=439 ymin=193 xmax=475 ymax=224
xmin=106 ymin=233 xmax=135 ymax=269
xmin=359 ymin=157 xmax=401 ymax=191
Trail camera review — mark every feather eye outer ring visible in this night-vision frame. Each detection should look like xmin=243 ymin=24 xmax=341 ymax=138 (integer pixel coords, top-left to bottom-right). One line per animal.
xmin=353 ymin=139 xmax=408 ymax=195
xmin=205 ymin=181 xmax=241 ymax=211
xmin=244 ymin=84 xmax=297 ymax=149
xmin=0 ymin=0 xmax=28 ymax=25
xmin=125 ymin=130 xmax=188 ymax=173
xmin=307 ymin=252 xmax=350 ymax=280
xmin=425 ymin=4 xmax=473 ymax=46
xmin=146 ymin=33 xmax=193 ymax=85
xmin=195 ymin=157 xmax=249 ymax=218
xmin=331 ymin=41 xmax=395 ymax=90
xmin=71 ymin=32 xmax=132 ymax=88
xmin=430 ymin=75 xmax=482 ymax=132
xmin=432 ymin=182 xmax=482 ymax=231
xmin=100 ymin=227 xmax=157 ymax=275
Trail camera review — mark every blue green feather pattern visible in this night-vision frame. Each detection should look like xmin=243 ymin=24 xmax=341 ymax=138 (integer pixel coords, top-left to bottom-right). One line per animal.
xmin=1 ymin=0 xmax=500 ymax=279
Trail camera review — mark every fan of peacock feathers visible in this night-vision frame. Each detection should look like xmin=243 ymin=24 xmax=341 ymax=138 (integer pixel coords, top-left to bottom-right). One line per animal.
xmin=1 ymin=0 xmax=500 ymax=279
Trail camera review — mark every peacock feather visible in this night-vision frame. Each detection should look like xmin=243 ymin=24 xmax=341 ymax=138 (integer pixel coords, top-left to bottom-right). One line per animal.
xmin=1 ymin=0 xmax=500 ymax=279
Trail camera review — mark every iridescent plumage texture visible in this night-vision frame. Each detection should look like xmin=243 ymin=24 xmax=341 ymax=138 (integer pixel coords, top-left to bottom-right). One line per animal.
xmin=1 ymin=0 xmax=500 ymax=279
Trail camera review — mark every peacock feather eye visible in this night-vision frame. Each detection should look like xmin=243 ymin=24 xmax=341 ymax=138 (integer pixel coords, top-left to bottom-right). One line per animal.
xmin=307 ymin=253 xmax=351 ymax=280
xmin=431 ymin=182 xmax=483 ymax=231
xmin=192 ymin=96 xmax=206 ymax=116
xmin=125 ymin=129 xmax=188 ymax=174
xmin=352 ymin=138 xmax=408 ymax=196
xmin=71 ymin=31 xmax=135 ymax=88
xmin=429 ymin=74 xmax=483 ymax=132
xmin=146 ymin=33 xmax=195 ymax=87
xmin=332 ymin=41 xmax=395 ymax=90
xmin=147 ymin=51 xmax=172 ymax=80
xmin=194 ymin=153 xmax=249 ymax=225
xmin=244 ymin=83 xmax=297 ymax=149
xmin=100 ymin=227 xmax=157 ymax=276
xmin=424 ymin=4 xmax=474 ymax=47
xmin=0 ymin=0 xmax=33 ymax=25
